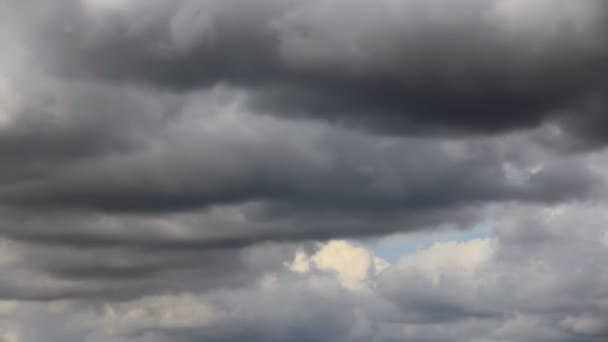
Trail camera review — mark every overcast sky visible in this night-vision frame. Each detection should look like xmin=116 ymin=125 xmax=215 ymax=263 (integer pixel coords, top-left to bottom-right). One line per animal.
xmin=0 ymin=0 xmax=608 ymax=341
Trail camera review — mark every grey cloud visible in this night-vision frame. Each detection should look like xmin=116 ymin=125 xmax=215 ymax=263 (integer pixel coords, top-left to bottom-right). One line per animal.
xmin=0 ymin=68 xmax=600 ymax=304
xmin=17 ymin=0 xmax=608 ymax=142
xmin=3 ymin=203 xmax=608 ymax=342
xmin=0 ymin=238 xmax=301 ymax=302
xmin=0 ymin=2 xmax=607 ymax=341
xmin=373 ymin=204 xmax=608 ymax=341
xmin=0 ymin=89 xmax=597 ymax=249
xmin=0 ymin=80 xmax=175 ymax=162
xmin=0 ymin=0 xmax=602 ymax=268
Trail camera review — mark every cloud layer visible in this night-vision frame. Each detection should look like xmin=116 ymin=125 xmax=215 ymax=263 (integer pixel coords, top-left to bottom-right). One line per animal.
xmin=17 ymin=0 xmax=608 ymax=140
xmin=1 ymin=203 xmax=608 ymax=341
xmin=1 ymin=0 xmax=608 ymax=341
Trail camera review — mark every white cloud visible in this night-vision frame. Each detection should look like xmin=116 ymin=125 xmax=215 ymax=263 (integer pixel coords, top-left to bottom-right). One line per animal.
xmin=291 ymin=240 xmax=389 ymax=290
xmin=0 ymin=326 xmax=20 ymax=342
xmin=560 ymin=314 xmax=608 ymax=336
xmin=391 ymin=239 xmax=493 ymax=284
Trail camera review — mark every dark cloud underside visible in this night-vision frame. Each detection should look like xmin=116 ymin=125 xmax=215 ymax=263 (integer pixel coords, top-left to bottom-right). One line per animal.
xmin=22 ymin=0 xmax=608 ymax=139
xmin=0 ymin=1 xmax=607 ymax=341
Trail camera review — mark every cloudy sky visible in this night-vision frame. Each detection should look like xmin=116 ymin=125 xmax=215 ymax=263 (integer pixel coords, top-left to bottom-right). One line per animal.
xmin=0 ymin=0 xmax=608 ymax=341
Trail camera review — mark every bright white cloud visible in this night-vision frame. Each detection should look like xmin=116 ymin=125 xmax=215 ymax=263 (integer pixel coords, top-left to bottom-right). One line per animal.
xmin=291 ymin=240 xmax=389 ymax=290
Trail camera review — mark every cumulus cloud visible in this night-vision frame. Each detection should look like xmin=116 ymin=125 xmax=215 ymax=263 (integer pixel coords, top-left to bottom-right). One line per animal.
xmin=82 ymin=203 xmax=608 ymax=341
xmin=2 ymin=203 xmax=608 ymax=341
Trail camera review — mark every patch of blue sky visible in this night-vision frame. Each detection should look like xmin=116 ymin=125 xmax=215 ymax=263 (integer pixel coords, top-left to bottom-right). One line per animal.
xmin=359 ymin=222 xmax=493 ymax=263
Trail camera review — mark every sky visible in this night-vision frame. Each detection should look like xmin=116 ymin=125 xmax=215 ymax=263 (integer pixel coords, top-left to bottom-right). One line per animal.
xmin=0 ymin=0 xmax=608 ymax=341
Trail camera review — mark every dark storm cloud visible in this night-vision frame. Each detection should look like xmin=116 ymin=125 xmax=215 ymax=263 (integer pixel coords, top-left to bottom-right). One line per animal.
xmin=0 ymin=80 xmax=177 ymax=162
xmin=0 ymin=236 xmax=301 ymax=301
xmin=18 ymin=0 xmax=608 ymax=141
xmin=1 ymin=2 xmax=608 ymax=342
xmin=0 ymin=41 xmax=602 ymax=304
xmin=0 ymin=90 xmax=598 ymax=252
xmin=0 ymin=125 xmax=593 ymax=214
xmin=0 ymin=2 xmax=607 ymax=337
xmin=0 ymin=0 xmax=602 ymax=258
xmin=0 ymin=64 xmax=596 ymax=253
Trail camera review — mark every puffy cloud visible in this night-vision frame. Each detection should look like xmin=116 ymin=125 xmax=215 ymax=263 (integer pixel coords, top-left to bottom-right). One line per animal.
xmin=3 ymin=202 xmax=608 ymax=341
xmin=290 ymin=240 xmax=389 ymax=289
